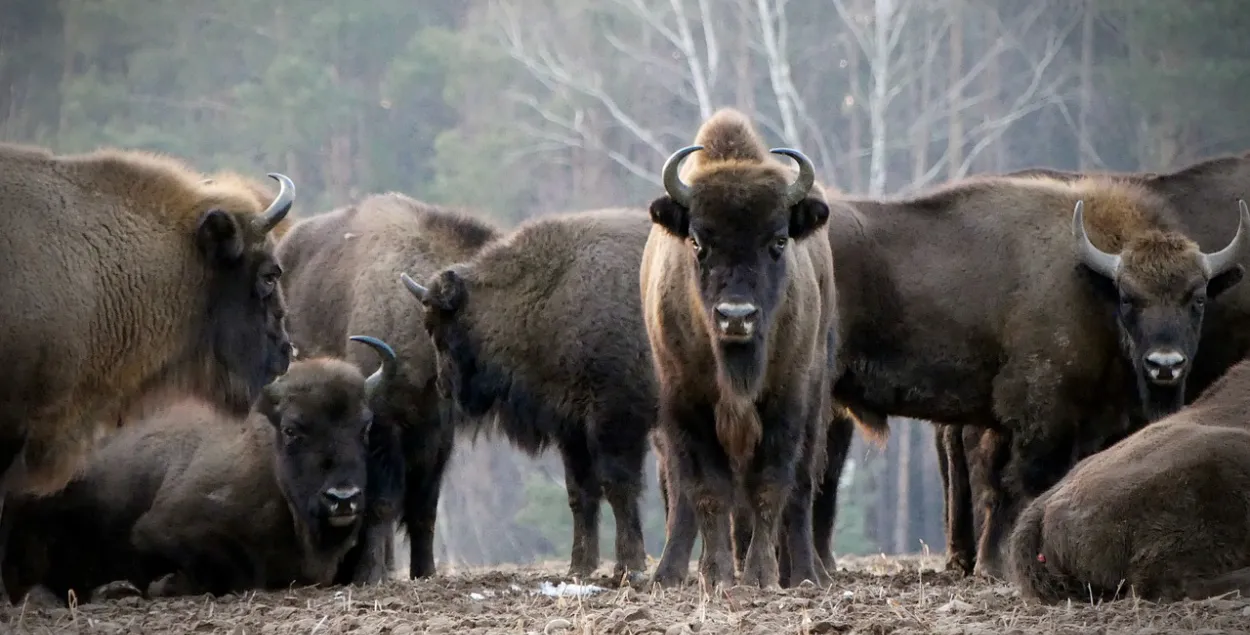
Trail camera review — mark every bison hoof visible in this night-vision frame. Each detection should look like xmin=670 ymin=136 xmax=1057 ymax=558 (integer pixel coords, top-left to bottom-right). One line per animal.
xmin=649 ymin=568 xmax=688 ymax=588
xmin=89 ymin=580 xmax=143 ymax=603
xmin=615 ymin=569 xmax=648 ymax=587
xmin=945 ymin=554 xmax=974 ymax=576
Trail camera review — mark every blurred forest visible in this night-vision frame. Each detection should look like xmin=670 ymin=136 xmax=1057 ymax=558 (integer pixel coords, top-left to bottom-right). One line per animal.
xmin=4 ymin=0 xmax=1249 ymax=569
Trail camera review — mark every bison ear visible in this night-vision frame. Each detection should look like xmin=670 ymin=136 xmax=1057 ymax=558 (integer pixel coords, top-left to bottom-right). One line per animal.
xmin=1209 ymin=264 xmax=1245 ymax=299
xmin=429 ymin=270 xmax=467 ymax=313
xmin=196 ymin=209 xmax=246 ymax=265
xmin=789 ymin=197 xmax=830 ymax=241
xmin=649 ymin=196 xmax=690 ymax=239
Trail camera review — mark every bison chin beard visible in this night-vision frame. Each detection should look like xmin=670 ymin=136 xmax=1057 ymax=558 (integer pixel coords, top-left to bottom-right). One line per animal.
xmin=714 ymin=341 xmax=766 ymax=400
xmin=1135 ymin=372 xmax=1187 ymax=422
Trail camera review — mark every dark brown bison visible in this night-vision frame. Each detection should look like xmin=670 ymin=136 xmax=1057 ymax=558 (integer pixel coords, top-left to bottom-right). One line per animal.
xmin=826 ymin=174 xmax=1248 ymax=580
xmin=639 ymin=108 xmax=836 ymax=589
xmin=0 ymin=143 xmax=294 ymax=601
xmin=1008 ymin=356 xmax=1250 ymax=603
xmin=940 ymin=153 xmax=1250 ymax=576
xmin=276 ymin=192 xmax=501 ymax=582
xmin=400 ymin=206 xmax=657 ymax=582
xmin=1 ymin=336 xmax=395 ymax=602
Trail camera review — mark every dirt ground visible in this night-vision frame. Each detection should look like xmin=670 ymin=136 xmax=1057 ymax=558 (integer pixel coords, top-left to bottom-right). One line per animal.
xmin=5 ymin=554 xmax=1250 ymax=634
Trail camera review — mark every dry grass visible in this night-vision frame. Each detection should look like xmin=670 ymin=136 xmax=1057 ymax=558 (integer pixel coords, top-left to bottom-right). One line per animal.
xmin=5 ymin=555 xmax=1249 ymax=634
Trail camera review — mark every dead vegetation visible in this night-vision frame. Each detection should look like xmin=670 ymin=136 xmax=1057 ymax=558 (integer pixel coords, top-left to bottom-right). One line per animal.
xmin=6 ymin=555 xmax=1248 ymax=634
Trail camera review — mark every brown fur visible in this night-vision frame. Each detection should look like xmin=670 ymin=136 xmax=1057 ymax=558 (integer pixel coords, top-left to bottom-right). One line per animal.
xmin=2 ymin=357 xmax=374 ymax=601
xmin=643 ymin=109 xmax=836 ymax=588
xmin=277 ymin=192 xmax=501 ymax=582
xmin=0 ymin=142 xmax=291 ymax=498
xmin=828 ymin=170 xmax=1246 ymax=579
xmin=411 ymin=207 xmax=659 ymax=581
xmin=1008 ymin=357 xmax=1250 ymax=603
xmin=203 ymin=169 xmax=299 ymax=240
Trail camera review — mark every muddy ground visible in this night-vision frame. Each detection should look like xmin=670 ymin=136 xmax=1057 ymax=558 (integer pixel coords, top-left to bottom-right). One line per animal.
xmin=5 ymin=555 xmax=1250 ymax=634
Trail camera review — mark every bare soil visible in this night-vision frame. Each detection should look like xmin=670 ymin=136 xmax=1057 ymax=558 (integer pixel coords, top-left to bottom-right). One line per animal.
xmin=6 ymin=555 xmax=1250 ymax=634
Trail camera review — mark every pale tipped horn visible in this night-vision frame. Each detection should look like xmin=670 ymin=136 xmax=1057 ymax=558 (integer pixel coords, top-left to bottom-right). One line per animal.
xmin=661 ymin=145 xmax=703 ymax=207
xmin=769 ymin=148 xmax=816 ymax=208
xmin=256 ymin=173 xmax=295 ymax=233
xmin=400 ymin=272 xmax=430 ymax=305
xmin=349 ymin=335 xmax=397 ymax=400
xmin=1072 ymin=200 xmax=1121 ymax=279
xmin=1200 ymin=199 xmax=1250 ymax=277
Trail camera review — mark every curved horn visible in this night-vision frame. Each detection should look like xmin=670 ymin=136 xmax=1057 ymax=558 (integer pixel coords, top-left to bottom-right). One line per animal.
xmin=399 ymin=272 xmax=430 ymax=305
xmin=1072 ymin=200 xmax=1121 ymax=279
xmin=770 ymin=148 xmax=816 ymax=208
xmin=349 ymin=335 xmax=397 ymax=400
xmin=255 ymin=172 xmax=295 ymax=234
xmin=1200 ymin=199 xmax=1250 ymax=277
xmin=661 ymin=145 xmax=703 ymax=208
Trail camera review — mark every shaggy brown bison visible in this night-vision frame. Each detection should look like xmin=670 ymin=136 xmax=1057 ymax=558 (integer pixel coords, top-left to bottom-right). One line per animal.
xmin=826 ymin=174 xmax=1248 ymax=579
xmin=1 ymin=336 xmax=395 ymax=603
xmin=400 ymin=206 xmax=657 ymax=582
xmin=639 ymin=108 xmax=836 ymax=589
xmin=277 ymin=192 xmax=501 ymax=581
xmin=940 ymin=153 xmax=1250 ymax=576
xmin=1008 ymin=356 xmax=1250 ymax=603
xmin=0 ymin=143 xmax=294 ymax=601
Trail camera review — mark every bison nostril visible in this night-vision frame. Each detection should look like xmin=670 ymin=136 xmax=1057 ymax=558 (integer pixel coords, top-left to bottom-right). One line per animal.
xmin=714 ymin=302 xmax=759 ymax=320
xmin=1144 ymin=350 xmax=1187 ymax=371
xmin=322 ymin=486 xmax=362 ymax=506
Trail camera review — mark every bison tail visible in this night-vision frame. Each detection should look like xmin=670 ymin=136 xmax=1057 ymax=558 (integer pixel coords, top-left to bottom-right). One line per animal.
xmin=837 ymin=404 xmax=889 ymax=448
xmin=1007 ymin=494 xmax=1084 ymax=603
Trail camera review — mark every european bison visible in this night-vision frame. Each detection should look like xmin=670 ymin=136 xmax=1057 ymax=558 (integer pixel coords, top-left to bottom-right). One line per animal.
xmin=0 ymin=143 xmax=294 ymax=600
xmin=1008 ymin=356 xmax=1250 ymax=603
xmin=640 ymin=108 xmax=836 ymax=589
xmin=2 ymin=336 xmax=395 ymax=602
xmin=400 ymin=206 xmax=657 ymax=582
xmin=826 ymin=174 xmax=1248 ymax=579
xmin=941 ymin=153 xmax=1250 ymax=575
xmin=277 ymin=192 xmax=501 ymax=581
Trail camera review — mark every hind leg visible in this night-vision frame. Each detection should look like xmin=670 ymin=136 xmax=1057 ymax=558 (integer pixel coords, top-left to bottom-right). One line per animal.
xmin=1181 ymin=567 xmax=1250 ymax=600
xmin=593 ymin=448 xmax=647 ymax=584
xmin=0 ymin=428 xmax=26 ymax=604
xmin=938 ymin=424 xmax=976 ymax=575
xmin=559 ymin=431 xmax=602 ymax=578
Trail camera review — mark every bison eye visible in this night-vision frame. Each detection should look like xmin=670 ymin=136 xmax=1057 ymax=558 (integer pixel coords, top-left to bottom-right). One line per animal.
xmin=281 ymin=425 xmax=299 ymax=440
xmin=1193 ymin=294 xmax=1206 ymax=308
xmin=689 ymin=235 xmax=703 ymax=256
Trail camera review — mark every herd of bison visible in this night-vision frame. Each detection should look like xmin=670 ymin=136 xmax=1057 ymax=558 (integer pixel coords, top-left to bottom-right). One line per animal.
xmin=3 ymin=105 xmax=1250 ymax=620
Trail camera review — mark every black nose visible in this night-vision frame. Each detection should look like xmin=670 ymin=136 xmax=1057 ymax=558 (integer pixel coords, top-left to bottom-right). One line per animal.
xmin=714 ymin=303 xmax=759 ymax=320
xmin=1143 ymin=349 xmax=1188 ymax=383
xmin=322 ymin=486 xmax=362 ymax=511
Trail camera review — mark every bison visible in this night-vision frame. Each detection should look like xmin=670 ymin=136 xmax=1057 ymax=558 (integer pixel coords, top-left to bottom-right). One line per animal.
xmin=0 ymin=143 xmax=294 ymax=601
xmin=399 ymin=206 xmax=657 ymax=582
xmin=276 ymin=192 xmax=502 ymax=582
xmin=638 ymin=108 xmax=836 ymax=589
xmin=1 ymin=336 xmax=395 ymax=602
xmin=825 ymin=174 xmax=1248 ymax=580
xmin=940 ymin=153 xmax=1250 ymax=576
xmin=1008 ymin=355 xmax=1250 ymax=603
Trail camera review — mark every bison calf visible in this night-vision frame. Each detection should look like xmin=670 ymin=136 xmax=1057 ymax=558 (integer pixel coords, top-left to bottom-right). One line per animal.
xmin=2 ymin=337 xmax=395 ymax=602
xmin=1009 ymin=357 xmax=1250 ymax=603
xmin=641 ymin=108 xmax=837 ymax=589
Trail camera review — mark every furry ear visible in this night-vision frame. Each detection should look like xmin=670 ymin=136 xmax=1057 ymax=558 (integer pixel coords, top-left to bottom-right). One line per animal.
xmin=256 ymin=379 xmax=283 ymax=425
xmin=196 ymin=209 xmax=246 ymax=265
xmin=1209 ymin=265 xmax=1245 ymax=299
xmin=650 ymin=196 xmax=690 ymax=239
xmin=789 ymin=197 xmax=830 ymax=240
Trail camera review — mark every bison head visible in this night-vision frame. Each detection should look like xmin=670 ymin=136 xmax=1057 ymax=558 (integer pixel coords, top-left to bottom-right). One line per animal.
xmin=256 ymin=336 xmax=396 ymax=546
xmin=398 ymin=269 xmax=485 ymax=415
xmin=195 ymin=173 xmax=295 ymax=415
xmin=647 ymin=145 xmax=829 ymax=391
xmin=1073 ymin=199 xmax=1248 ymax=416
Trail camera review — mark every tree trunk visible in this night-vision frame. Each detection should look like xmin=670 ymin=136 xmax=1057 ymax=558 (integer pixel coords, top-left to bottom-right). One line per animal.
xmin=946 ymin=0 xmax=963 ymax=179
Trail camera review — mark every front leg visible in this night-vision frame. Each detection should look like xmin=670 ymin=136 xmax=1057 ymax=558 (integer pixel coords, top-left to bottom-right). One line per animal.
xmin=651 ymin=429 xmax=699 ymax=587
xmin=811 ymin=411 xmax=854 ymax=576
xmin=337 ymin=417 xmax=406 ymax=585
xmin=937 ymin=424 xmax=976 ymax=575
xmin=559 ymin=432 xmax=602 ymax=578
xmin=740 ymin=398 xmax=805 ymax=589
xmin=402 ymin=425 xmax=453 ymax=579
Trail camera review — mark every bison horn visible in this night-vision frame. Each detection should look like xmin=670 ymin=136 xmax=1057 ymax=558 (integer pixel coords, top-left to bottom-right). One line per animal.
xmin=770 ymin=148 xmax=816 ymax=208
xmin=1200 ymin=199 xmax=1250 ymax=277
xmin=661 ymin=145 xmax=703 ymax=208
xmin=255 ymin=173 xmax=295 ymax=234
xmin=349 ymin=335 xmax=397 ymax=400
xmin=1072 ymin=200 xmax=1121 ymax=279
xmin=400 ymin=272 xmax=431 ymax=305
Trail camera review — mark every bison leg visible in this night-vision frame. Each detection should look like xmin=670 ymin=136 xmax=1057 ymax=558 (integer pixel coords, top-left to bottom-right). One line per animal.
xmin=813 ymin=412 xmax=855 ymax=576
xmin=1181 ymin=567 xmax=1250 ymax=600
xmin=558 ymin=430 xmax=603 ymax=578
xmin=731 ymin=503 xmax=752 ymax=574
xmin=592 ymin=452 xmax=647 ymax=584
xmin=337 ymin=417 xmax=405 ymax=585
xmin=651 ymin=432 xmax=698 ymax=587
xmin=976 ymin=425 xmax=1031 ymax=580
xmin=401 ymin=436 xmax=452 ymax=580
xmin=936 ymin=424 xmax=976 ymax=575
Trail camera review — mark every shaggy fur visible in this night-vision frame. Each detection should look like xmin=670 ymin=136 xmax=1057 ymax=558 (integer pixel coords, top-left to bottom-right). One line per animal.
xmin=828 ymin=172 xmax=1248 ymax=579
xmin=642 ymin=109 xmax=836 ymax=589
xmin=405 ymin=207 xmax=658 ymax=581
xmin=2 ymin=353 xmax=383 ymax=602
xmin=939 ymin=154 xmax=1250 ymax=577
xmin=1008 ymin=357 xmax=1250 ymax=603
xmin=276 ymin=192 xmax=501 ymax=582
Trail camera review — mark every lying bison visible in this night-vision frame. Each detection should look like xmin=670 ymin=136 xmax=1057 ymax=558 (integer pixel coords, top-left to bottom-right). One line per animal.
xmin=639 ymin=108 xmax=836 ymax=589
xmin=939 ymin=154 xmax=1250 ymax=575
xmin=400 ymin=206 xmax=657 ymax=582
xmin=1 ymin=336 xmax=395 ymax=602
xmin=277 ymin=192 xmax=502 ymax=581
xmin=1009 ymin=356 xmax=1250 ymax=603
xmin=827 ymin=174 xmax=1249 ymax=579
xmin=0 ymin=144 xmax=294 ymax=600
